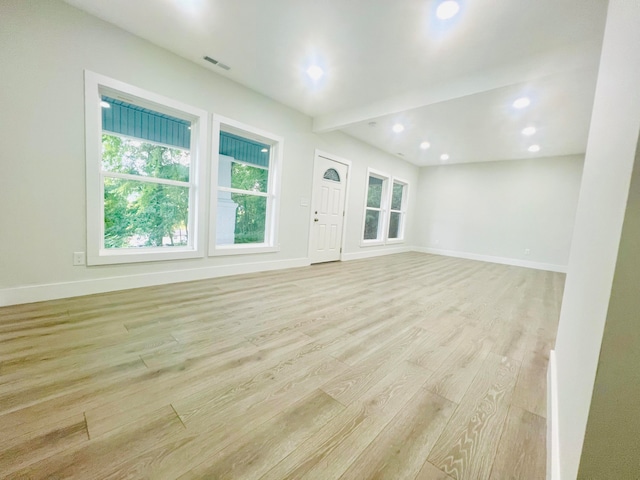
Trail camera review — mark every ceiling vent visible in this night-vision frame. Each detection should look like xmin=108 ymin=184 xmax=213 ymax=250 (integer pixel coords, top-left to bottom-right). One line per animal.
xmin=203 ymin=56 xmax=230 ymax=71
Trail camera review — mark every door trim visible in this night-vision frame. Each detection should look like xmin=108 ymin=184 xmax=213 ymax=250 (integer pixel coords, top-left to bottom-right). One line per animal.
xmin=308 ymin=149 xmax=352 ymax=263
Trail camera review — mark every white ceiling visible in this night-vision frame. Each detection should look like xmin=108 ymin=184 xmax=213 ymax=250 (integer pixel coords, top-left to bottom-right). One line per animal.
xmin=64 ymin=0 xmax=608 ymax=166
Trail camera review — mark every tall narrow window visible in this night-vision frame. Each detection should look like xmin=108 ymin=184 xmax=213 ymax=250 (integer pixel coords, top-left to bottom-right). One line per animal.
xmin=211 ymin=116 xmax=283 ymax=255
xmin=85 ymin=71 xmax=207 ymax=265
xmin=363 ymin=172 xmax=389 ymax=243
xmin=388 ymin=180 xmax=407 ymax=241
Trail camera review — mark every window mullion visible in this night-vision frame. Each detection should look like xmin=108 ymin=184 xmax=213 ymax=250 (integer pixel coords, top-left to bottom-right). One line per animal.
xmin=218 ymin=186 xmax=269 ymax=197
xmin=102 ymin=171 xmax=191 ymax=188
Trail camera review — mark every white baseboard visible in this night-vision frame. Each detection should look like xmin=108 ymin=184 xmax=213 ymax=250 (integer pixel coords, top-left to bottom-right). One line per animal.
xmin=0 ymin=258 xmax=310 ymax=307
xmin=341 ymin=245 xmax=414 ymax=261
xmin=548 ymin=350 xmax=561 ymax=480
xmin=1 ymin=246 xmax=565 ymax=306
xmin=414 ymin=247 xmax=567 ymax=273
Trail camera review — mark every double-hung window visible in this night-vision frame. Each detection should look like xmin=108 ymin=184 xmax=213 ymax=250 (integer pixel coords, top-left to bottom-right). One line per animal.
xmin=387 ymin=180 xmax=408 ymax=242
xmin=210 ymin=116 xmax=282 ymax=255
xmin=363 ymin=171 xmax=389 ymax=244
xmin=85 ymin=71 xmax=207 ymax=265
xmin=362 ymin=169 xmax=409 ymax=245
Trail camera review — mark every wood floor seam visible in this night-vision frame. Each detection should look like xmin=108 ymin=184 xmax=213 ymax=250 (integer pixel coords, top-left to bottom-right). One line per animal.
xmin=83 ymin=412 xmax=90 ymax=440
xmin=170 ymin=404 xmax=188 ymax=430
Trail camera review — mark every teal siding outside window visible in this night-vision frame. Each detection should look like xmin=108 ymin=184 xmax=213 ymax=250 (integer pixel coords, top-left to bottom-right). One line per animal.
xmin=101 ymin=95 xmax=271 ymax=167
xmin=101 ymin=96 xmax=191 ymax=149
xmin=219 ymin=131 xmax=270 ymax=168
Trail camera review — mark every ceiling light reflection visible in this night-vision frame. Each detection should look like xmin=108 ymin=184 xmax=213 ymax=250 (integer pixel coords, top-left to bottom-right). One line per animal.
xmin=513 ymin=97 xmax=531 ymax=109
xmin=436 ymin=1 xmax=460 ymax=20
xmin=306 ymin=65 xmax=324 ymax=81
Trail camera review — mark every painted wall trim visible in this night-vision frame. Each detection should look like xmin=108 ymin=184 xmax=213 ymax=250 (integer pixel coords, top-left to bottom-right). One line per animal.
xmin=342 ymin=245 xmax=414 ymax=261
xmin=415 ymin=247 xmax=567 ymax=273
xmin=0 ymin=258 xmax=310 ymax=307
xmin=548 ymin=350 xmax=561 ymax=480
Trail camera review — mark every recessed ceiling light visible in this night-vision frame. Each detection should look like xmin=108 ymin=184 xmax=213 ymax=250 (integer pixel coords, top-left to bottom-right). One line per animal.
xmin=528 ymin=144 xmax=540 ymax=153
xmin=306 ymin=65 xmax=324 ymax=81
xmin=440 ymin=153 xmax=450 ymax=161
xmin=420 ymin=141 xmax=431 ymax=150
xmin=436 ymin=0 xmax=460 ymax=20
xmin=522 ymin=126 xmax=536 ymax=136
xmin=100 ymin=101 xmax=110 ymax=108
xmin=513 ymin=97 xmax=531 ymax=109
xmin=392 ymin=123 xmax=405 ymax=133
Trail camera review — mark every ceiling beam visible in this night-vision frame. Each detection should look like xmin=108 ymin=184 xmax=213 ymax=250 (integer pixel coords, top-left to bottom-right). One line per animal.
xmin=312 ymin=40 xmax=602 ymax=133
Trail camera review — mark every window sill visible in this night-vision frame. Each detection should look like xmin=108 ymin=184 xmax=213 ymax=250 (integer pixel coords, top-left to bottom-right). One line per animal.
xmin=360 ymin=239 xmax=405 ymax=248
xmin=210 ymin=244 xmax=280 ymax=256
xmin=385 ymin=238 xmax=405 ymax=245
xmin=88 ymin=247 xmax=202 ymax=266
xmin=360 ymin=240 xmax=385 ymax=247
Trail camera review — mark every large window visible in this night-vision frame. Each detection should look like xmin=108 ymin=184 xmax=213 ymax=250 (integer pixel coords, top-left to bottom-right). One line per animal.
xmin=362 ymin=169 xmax=409 ymax=245
xmin=210 ymin=116 xmax=282 ymax=255
xmin=85 ymin=72 xmax=207 ymax=265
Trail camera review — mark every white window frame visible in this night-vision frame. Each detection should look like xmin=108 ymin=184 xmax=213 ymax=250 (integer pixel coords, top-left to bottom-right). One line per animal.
xmin=84 ymin=71 xmax=208 ymax=265
xmin=361 ymin=168 xmax=390 ymax=246
xmin=209 ymin=115 xmax=283 ymax=256
xmin=361 ymin=169 xmax=409 ymax=246
xmin=386 ymin=178 xmax=409 ymax=244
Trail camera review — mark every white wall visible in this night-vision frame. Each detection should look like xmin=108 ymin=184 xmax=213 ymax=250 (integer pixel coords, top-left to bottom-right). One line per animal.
xmin=553 ymin=1 xmax=640 ymax=478
xmin=577 ymin=123 xmax=640 ymax=479
xmin=415 ymin=155 xmax=584 ymax=271
xmin=0 ymin=0 xmax=418 ymax=305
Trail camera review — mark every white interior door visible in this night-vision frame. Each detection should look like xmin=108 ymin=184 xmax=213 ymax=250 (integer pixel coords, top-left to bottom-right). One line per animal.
xmin=309 ymin=155 xmax=349 ymax=264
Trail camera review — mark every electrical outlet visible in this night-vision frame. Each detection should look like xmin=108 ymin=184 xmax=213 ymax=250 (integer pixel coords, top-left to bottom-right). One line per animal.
xmin=73 ymin=251 xmax=86 ymax=266
xmin=524 ymin=248 xmax=531 ymax=255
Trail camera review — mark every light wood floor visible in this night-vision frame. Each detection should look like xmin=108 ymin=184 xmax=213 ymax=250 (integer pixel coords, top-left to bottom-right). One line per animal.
xmin=0 ymin=252 xmax=563 ymax=479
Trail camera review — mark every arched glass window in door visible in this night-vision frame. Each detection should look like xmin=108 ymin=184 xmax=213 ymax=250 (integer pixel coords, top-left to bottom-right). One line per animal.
xmin=323 ymin=168 xmax=341 ymax=182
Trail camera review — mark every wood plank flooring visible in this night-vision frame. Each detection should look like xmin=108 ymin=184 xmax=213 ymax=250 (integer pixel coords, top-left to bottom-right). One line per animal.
xmin=0 ymin=252 xmax=563 ymax=479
